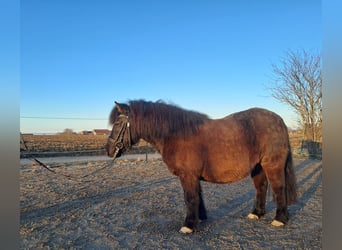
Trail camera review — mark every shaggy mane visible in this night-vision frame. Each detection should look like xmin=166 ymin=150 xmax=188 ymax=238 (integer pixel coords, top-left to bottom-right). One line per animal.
xmin=110 ymin=100 xmax=210 ymax=139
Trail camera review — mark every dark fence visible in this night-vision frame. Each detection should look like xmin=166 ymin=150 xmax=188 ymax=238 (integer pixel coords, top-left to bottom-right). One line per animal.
xmin=296 ymin=140 xmax=322 ymax=159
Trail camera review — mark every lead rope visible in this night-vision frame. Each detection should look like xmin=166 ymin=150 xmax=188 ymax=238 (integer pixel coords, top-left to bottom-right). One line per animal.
xmin=20 ymin=133 xmax=117 ymax=182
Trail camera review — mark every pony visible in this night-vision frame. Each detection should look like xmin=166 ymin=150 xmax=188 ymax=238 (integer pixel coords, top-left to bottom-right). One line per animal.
xmin=105 ymin=100 xmax=297 ymax=233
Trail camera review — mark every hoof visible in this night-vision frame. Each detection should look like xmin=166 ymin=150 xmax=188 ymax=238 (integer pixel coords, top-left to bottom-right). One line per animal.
xmin=271 ymin=220 xmax=285 ymax=227
xmin=247 ymin=213 xmax=259 ymax=220
xmin=179 ymin=226 xmax=193 ymax=234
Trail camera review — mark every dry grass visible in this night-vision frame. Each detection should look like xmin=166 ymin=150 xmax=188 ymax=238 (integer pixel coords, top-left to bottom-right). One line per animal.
xmin=289 ymin=130 xmax=304 ymax=150
xmin=21 ymin=134 xmax=108 ymax=152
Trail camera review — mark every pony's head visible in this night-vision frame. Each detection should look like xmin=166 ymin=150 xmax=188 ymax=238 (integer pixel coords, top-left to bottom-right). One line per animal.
xmin=105 ymin=102 xmax=132 ymax=158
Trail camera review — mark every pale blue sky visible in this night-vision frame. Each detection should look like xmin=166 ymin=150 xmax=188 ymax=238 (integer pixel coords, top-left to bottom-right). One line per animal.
xmin=20 ymin=0 xmax=321 ymax=133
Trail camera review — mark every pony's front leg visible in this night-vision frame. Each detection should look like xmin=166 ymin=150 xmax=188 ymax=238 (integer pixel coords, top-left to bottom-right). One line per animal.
xmin=179 ymin=176 xmax=200 ymax=234
xmin=198 ymin=183 xmax=207 ymax=221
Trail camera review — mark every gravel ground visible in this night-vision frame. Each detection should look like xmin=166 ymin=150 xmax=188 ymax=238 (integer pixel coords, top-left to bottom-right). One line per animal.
xmin=20 ymin=156 xmax=322 ymax=249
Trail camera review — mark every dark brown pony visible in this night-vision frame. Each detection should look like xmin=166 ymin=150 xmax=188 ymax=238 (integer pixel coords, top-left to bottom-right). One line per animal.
xmin=105 ymin=100 xmax=297 ymax=233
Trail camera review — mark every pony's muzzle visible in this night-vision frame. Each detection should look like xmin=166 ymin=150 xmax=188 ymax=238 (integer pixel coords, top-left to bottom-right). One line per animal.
xmin=106 ymin=145 xmax=122 ymax=159
xmin=104 ymin=143 xmax=115 ymax=158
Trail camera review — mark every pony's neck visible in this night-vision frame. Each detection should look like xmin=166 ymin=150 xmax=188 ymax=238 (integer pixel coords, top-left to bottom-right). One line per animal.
xmin=130 ymin=114 xmax=170 ymax=154
xmin=128 ymin=100 xmax=208 ymax=154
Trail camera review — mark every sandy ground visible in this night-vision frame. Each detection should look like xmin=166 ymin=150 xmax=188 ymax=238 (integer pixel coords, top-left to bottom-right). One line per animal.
xmin=20 ymin=156 xmax=322 ymax=249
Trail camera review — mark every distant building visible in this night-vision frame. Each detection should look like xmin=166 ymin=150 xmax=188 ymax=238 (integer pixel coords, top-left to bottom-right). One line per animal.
xmin=92 ymin=129 xmax=111 ymax=135
xmin=79 ymin=130 xmax=93 ymax=135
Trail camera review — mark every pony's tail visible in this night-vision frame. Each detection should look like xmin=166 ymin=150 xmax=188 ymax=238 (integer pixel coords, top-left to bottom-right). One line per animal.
xmin=285 ymin=150 xmax=297 ymax=205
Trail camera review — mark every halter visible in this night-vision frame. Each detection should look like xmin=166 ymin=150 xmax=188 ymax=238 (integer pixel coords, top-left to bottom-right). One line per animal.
xmin=107 ymin=114 xmax=131 ymax=158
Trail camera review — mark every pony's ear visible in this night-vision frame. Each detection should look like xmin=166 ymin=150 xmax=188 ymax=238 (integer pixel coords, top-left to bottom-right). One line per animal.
xmin=115 ymin=101 xmax=124 ymax=114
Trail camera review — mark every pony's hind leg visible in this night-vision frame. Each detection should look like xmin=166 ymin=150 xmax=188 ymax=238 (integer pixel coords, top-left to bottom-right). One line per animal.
xmin=264 ymin=164 xmax=289 ymax=226
xmin=248 ymin=164 xmax=268 ymax=220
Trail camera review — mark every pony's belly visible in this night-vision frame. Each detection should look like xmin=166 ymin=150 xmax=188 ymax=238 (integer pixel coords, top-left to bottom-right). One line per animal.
xmin=201 ymin=165 xmax=250 ymax=183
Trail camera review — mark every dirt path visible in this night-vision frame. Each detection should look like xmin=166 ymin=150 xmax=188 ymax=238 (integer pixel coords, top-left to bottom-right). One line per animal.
xmin=20 ymin=157 xmax=322 ymax=249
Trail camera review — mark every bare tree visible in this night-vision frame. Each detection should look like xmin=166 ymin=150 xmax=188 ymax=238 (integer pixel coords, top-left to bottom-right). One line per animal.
xmin=269 ymin=49 xmax=322 ymax=142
